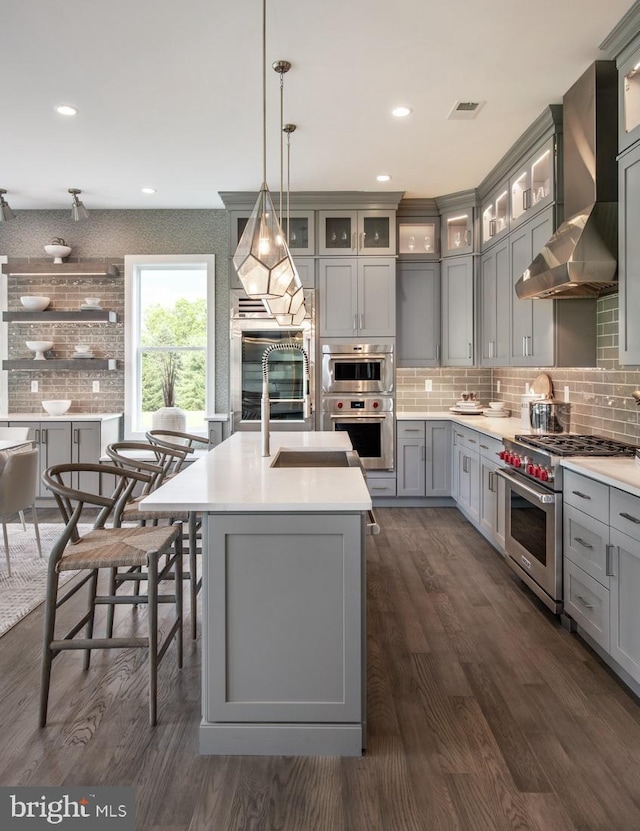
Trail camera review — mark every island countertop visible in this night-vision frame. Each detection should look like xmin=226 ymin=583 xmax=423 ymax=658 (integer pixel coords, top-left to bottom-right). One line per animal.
xmin=140 ymin=430 xmax=372 ymax=513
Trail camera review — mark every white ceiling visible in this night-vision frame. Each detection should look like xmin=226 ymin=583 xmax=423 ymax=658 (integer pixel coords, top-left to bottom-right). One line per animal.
xmin=1 ymin=0 xmax=635 ymax=210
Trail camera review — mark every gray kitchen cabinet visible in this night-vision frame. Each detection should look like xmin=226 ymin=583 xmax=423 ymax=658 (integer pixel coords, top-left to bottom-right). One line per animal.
xmin=452 ymin=426 xmax=480 ymax=524
xmin=396 ymin=420 xmax=451 ymax=498
xmin=72 ymin=422 xmax=102 ymax=493
xmin=617 ymin=39 xmax=640 ymax=154
xmin=318 ymin=210 xmax=395 ymax=256
xmin=440 ymin=207 xmax=474 ymax=257
xmin=397 ymin=261 xmax=440 ymax=367
xmin=619 ymin=141 xmax=640 ymax=365
xmin=508 ymin=135 xmax=557 ymax=231
xmin=509 ymin=207 xmax=555 ymax=366
xmin=319 ymin=257 xmax=395 ymax=338
xmin=609 ymin=526 xmax=640 ymax=683
xmin=480 ymin=180 xmax=510 ymax=250
xmin=441 ymin=255 xmax=474 ymax=367
xmin=9 ymin=420 xmax=72 ymax=498
xmin=478 ymin=435 xmax=505 ymax=550
xmin=479 ymin=238 xmax=510 ymax=366
xmin=397 ymin=212 xmax=439 ymax=259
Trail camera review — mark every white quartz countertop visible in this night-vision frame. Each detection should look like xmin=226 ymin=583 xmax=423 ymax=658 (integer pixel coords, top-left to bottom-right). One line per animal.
xmin=562 ymin=457 xmax=640 ymax=498
xmin=397 ymin=411 xmax=532 ymax=441
xmin=0 ymin=412 xmax=123 ymax=421
xmin=140 ymin=430 xmax=372 ymax=513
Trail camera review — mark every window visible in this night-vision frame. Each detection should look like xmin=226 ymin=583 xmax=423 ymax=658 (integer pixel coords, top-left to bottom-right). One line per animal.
xmin=125 ymin=255 xmax=215 ymax=438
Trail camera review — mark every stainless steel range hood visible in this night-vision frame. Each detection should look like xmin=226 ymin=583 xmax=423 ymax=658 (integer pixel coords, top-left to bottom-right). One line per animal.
xmin=516 ymin=61 xmax=618 ymax=300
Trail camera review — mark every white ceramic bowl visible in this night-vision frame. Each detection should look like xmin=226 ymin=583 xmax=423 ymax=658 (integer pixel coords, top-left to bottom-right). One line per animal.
xmin=488 ymin=401 xmax=505 ymax=410
xmin=25 ymin=340 xmax=54 ymax=360
xmin=74 ymin=344 xmax=90 ymax=353
xmin=20 ymin=296 xmax=50 ymax=312
xmin=42 ymin=399 xmax=71 ymax=416
xmin=84 ymin=297 xmax=100 ymax=306
xmin=44 ymin=244 xmax=72 ymax=263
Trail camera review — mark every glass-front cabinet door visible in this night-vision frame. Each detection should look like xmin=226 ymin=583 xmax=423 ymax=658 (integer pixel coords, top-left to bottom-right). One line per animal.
xmin=481 ymin=183 xmax=509 ymax=250
xmin=319 ymin=210 xmax=395 ymax=255
xmin=441 ymin=209 xmax=473 ymax=256
xmin=230 ymin=209 xmax=315 ymax=256
xmin=510 ymin=137 xmax=555 ymax=230
xmin=398 ymin=218 xmax=439 ymax=258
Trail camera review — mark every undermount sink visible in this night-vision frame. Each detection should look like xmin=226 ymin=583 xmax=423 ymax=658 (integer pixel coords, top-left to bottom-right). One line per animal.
xmin=270 ymin=448 xmax=361 ymax=468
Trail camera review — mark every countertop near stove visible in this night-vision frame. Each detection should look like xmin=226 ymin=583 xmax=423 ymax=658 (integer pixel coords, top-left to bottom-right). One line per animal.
xmin=396 ymin=412 xmax=532 ymax=442
xmin=562 ymin=457 xmax=640 ymax=499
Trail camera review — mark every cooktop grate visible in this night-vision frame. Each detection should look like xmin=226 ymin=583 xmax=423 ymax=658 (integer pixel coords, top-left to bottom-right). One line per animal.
xmin=514 ymin=434 xmax=639 ymax=457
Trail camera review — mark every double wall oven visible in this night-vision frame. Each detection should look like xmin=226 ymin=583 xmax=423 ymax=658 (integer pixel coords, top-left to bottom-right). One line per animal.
xmin=320 ymin=343 xmax=394 ymax=471
xmin=497 ymin=434 xmax=639 ymax=613
xmin=230 ymin=290 xmax=315 ymax=432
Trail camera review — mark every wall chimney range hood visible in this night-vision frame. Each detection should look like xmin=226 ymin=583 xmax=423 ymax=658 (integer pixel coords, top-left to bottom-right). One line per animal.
xmin=516 ymin=61 xmax=618 ymax=300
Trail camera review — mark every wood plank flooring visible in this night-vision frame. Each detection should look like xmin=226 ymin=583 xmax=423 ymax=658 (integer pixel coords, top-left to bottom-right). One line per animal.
xmin=2 ymin=507 xmax=640 ymax=829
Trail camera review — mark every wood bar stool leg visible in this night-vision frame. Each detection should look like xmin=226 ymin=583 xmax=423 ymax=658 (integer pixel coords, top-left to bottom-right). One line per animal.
xmin=105 ymin=567 xmax=117 ymax=638
xmin=175 ymin=535 xmax=184 ymax=669
xmin=83 ymin=569 xmax=99 ymax=671
xmin=148 ymin=555 xmax=159 ymax=727
xmin=39 ymin=566 xmax=61 ymax=728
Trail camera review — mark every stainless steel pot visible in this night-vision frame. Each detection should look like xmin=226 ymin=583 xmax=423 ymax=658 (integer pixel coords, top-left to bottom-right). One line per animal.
xmin=529 ymin=400 xmax=571 ymax=433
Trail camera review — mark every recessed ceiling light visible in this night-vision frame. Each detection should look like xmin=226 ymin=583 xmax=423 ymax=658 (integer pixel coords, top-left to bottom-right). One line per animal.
xmin=141 ymin=187 xmax=156 ymax=194
xmin=391 ymin=106 xmax=412 ymax=118
xmin=55 ymin=105 xmax=77 ymax=116
xmin=376 ymin=174 xmax=391 ymax=182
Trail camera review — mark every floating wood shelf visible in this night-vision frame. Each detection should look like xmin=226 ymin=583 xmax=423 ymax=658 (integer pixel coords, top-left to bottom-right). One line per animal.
xmin=2 ymin=359 xmax=118 ymax=371
xmin=1 ymin=263 xmax=119 ymax=278
xmin=3 ymin=310 xmax=118 ymax=322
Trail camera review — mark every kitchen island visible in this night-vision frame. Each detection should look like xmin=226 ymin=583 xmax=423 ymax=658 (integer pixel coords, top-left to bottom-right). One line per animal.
xmin=140 ymin=430 xmax=371 ymax=756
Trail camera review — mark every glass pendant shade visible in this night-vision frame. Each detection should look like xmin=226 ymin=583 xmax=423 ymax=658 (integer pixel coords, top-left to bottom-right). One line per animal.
xmin=274 ymin=301 xmax=307 ymax=326
xmin=232 ymin=186 xmax=296 ymax=299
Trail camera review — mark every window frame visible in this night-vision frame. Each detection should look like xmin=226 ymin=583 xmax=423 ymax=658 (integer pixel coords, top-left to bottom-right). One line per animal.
xmin=124 ymin=254 xmax=215 ymax=440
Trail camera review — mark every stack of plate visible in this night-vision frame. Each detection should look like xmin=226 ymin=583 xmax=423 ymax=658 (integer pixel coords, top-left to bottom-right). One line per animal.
xmin=80 ymin=304 xmax=102 ymax=311
xmin=449 ymin=400 xmax=485 ymax=415
xmin=72 ymin=350 xmax=95 ymax=359
xmin=482 ymin=407 xmax=511 ymax=418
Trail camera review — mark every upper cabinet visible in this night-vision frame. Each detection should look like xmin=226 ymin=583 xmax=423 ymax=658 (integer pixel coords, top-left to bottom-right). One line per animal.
xmin=508 ymin=136 xmax=557 ymax=230
xmin=441 ymin=209 xmax=473 ymax=256
xmin=317 ymin=210 xmax=396 ymax=256
xmin=229 ymin=209 xmax=315 ymax=256
xmin=618 ymin=42 xmax=640 ymax=154
xmin=480 ymin=182 xmax=510 ymax=250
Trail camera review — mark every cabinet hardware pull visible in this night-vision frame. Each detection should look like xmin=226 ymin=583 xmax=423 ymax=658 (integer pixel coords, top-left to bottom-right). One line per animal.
xmin=572 ymin=490 xmax=591 ymax=500
xmin=522 ymin=336 xmax=527 ymax=357
xmin=468 ymin=438 xmax=476 ymax=444
xmin=463 ymin=455 xmax=469 ymax=473
xmin=42 ymin=428 xmax=48 ymax=445
xmin=421 ymin=445 xmax=426 ymax=461
xmin=489 ymin=219 xmax=496 ymax=237
xmin=605 ymin=544 xmax=614 ymax=577
xmin=73 ymin=429 xmax=79 ymax=444
xmin=488 ymin=471 xmax=496 ymax=492
xmin=360 ymin=313 xmax=364 ymax=331
xmin=352 ymin=232 xmax=357 ymax=252
xmin=527 ymin=335 xmax=532 ymax=356
xmin=464 ymin=229 xmax=471 ymax=246
xmin=353 ymin=314 xmax=358 ymax=332
xmin=523 ymin=188 xmax=532 ymax=211
xmin=436 ymin=344 xmax=440 ymax=362
xmin=34 ymin=428 xmax=40 ymax=444
xmin=619 ymin=511 xmax=640 ymax=524
xmin=371 ymin=486 xmax=387 ymax=491
xmin=405 ymin=428 xmax=420 ymax=432
xmin=575 ymin=594 xmax=594 ymax=610
xmin=480 ymin=444 xmax=488 ymax=449
xmin=574 ymin=536 xmax=593 ymax=549
xmin=467 ymin=342 xmax=472 ymax=359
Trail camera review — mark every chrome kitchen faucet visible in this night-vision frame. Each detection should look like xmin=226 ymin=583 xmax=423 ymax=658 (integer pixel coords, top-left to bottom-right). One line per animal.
xmin=261 ymin=342 xmax=311 ymax=457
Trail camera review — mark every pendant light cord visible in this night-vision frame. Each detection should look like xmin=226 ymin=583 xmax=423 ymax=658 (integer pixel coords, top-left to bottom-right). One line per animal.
xmin=262 ymin=0 xmax=267 ymax=187
xmin=279 ymin=70 xmax=284 ymax=223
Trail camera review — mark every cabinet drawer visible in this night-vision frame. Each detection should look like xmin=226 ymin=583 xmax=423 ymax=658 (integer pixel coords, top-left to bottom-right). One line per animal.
xmin=610 ymin=488 xmax=640 ymax=542
xmin=397 ymin=420 xmax=425 ymax=439
xmin=563 ymin=470 xmax=609 ymax=524
xmin=564 ymin=559 xmax=610 ymax=651
xmin=563 ymin=503 xmax=610 ymax=588
xmin=452 ymin=426 xmax=480 ymax=453
xmin=477 ymin=434 xmax=503 ymax=463
xmin=366 ymin=476 xmax=396 ymax=497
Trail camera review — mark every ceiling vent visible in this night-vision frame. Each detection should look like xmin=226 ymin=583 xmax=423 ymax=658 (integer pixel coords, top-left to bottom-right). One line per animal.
xmin=447 ymin=100 xmax=485 ymax=120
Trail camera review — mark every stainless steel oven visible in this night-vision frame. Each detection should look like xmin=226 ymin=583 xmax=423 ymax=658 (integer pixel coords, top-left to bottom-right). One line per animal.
xmin=321 ymin=343 xmax=394 ymax=395
xmin=321 ymin=395 xmax=394 ymax=470
xmin=497 ymin=467 xmax=562 ymax=613
xmin=230 ymin=290 xmax=315 ymax=432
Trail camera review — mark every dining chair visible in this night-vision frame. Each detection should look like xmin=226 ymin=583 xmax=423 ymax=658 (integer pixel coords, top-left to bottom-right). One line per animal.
xmin=0 ymin=447 xmax=41 ymax=575
xmin=145 ymin=429 xmax=211 ymax=472
xmin=0 ymin=427 xmax=33 ymax=531
xmin=40 ymin=462 xmax=183 ymax=727
xmin=106 ymin=441 xmax=201 ymax=639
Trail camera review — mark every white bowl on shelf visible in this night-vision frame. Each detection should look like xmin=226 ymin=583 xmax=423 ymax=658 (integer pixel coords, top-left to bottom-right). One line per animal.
xmin=84 ymin=297 xmax=100 ymax=307
xmin=488 ymin=401 xmax=505 ymax=410
xmin=74 ymin=344 xmax=90 ymax=353
xmin=42 ymin=399 xmax=71 ymax=416
xmin=20 ymin=296 xmax=50 ymax=312
xmin=25 ymin=340 xmax=54 ymax=360
xmin=44 ymin=244 xmax=72 ymax=263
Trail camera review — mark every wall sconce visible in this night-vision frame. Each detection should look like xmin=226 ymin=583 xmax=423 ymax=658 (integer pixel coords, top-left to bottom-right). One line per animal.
xmin=69 ymin=188 xmax=89 ymax=221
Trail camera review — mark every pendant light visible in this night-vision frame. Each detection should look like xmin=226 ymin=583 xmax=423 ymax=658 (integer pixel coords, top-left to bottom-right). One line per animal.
xmin=69 ymin=188 xmax=89 ymax=221
xmin=231 ymin=0 xmax=296 ymax=299
xmin=264 ymin=58 xmax=306 ymax=325
xmin=0 ymin=189 xmax=16 ymax=222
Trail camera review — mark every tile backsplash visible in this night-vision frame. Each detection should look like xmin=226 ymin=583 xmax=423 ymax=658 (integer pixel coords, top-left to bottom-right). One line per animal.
xmin=397 ymin=294 xmax=640 ymax=445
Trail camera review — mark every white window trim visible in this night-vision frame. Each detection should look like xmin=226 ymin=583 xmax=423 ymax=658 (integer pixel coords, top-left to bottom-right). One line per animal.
xmin=0 ymin=255 xmax=7 ymax=415
xmin=124 ymin=254 xmax=215 ymax=440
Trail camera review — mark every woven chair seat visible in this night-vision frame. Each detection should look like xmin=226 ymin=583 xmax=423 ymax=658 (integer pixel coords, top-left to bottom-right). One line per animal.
xmin=57 ymin=524 xmax=181 ymax=571
xmin=121 ymin=497 xmax=189 ymax=522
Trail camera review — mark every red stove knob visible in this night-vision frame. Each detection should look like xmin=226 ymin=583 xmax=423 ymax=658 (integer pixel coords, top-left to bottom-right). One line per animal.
xmin=499 ymin=450 xmax=506 ymax=460
xmin=526 ymin=463 xmax=534 ymax=475
xmin=514 ymin=456 xmax=522 ymax=468
xmin=337 ymin=401 xmax=343 ymax=409
xmin=373 ymin=400 xmax=379 ymax=409
xmin=540 ymin=468 xmax=549 ymax=481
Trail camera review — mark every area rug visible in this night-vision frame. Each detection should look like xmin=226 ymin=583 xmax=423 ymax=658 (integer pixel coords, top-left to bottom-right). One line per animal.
xmin=0 ymin=523 xmax=93 ymax=638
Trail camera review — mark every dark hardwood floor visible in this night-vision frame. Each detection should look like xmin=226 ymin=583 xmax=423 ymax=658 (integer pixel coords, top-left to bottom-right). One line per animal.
xmin=2 ymin=507 xmax=640 ymax=829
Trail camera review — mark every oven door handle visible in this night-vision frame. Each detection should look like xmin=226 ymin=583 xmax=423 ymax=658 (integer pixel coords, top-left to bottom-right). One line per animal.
xmin=496 ymin=468 xmax=557 ymax=505
xmin=329 ymin=414 xmax=388 ymax=421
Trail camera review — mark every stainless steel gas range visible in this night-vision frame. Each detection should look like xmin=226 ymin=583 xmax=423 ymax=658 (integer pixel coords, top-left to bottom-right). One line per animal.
xmin=497 ymin=434 xmax=639 ymax=613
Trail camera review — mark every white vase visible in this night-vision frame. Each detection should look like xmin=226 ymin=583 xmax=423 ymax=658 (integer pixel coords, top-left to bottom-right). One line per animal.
xmin=151 ymin=406 xmax=186 ymax=434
